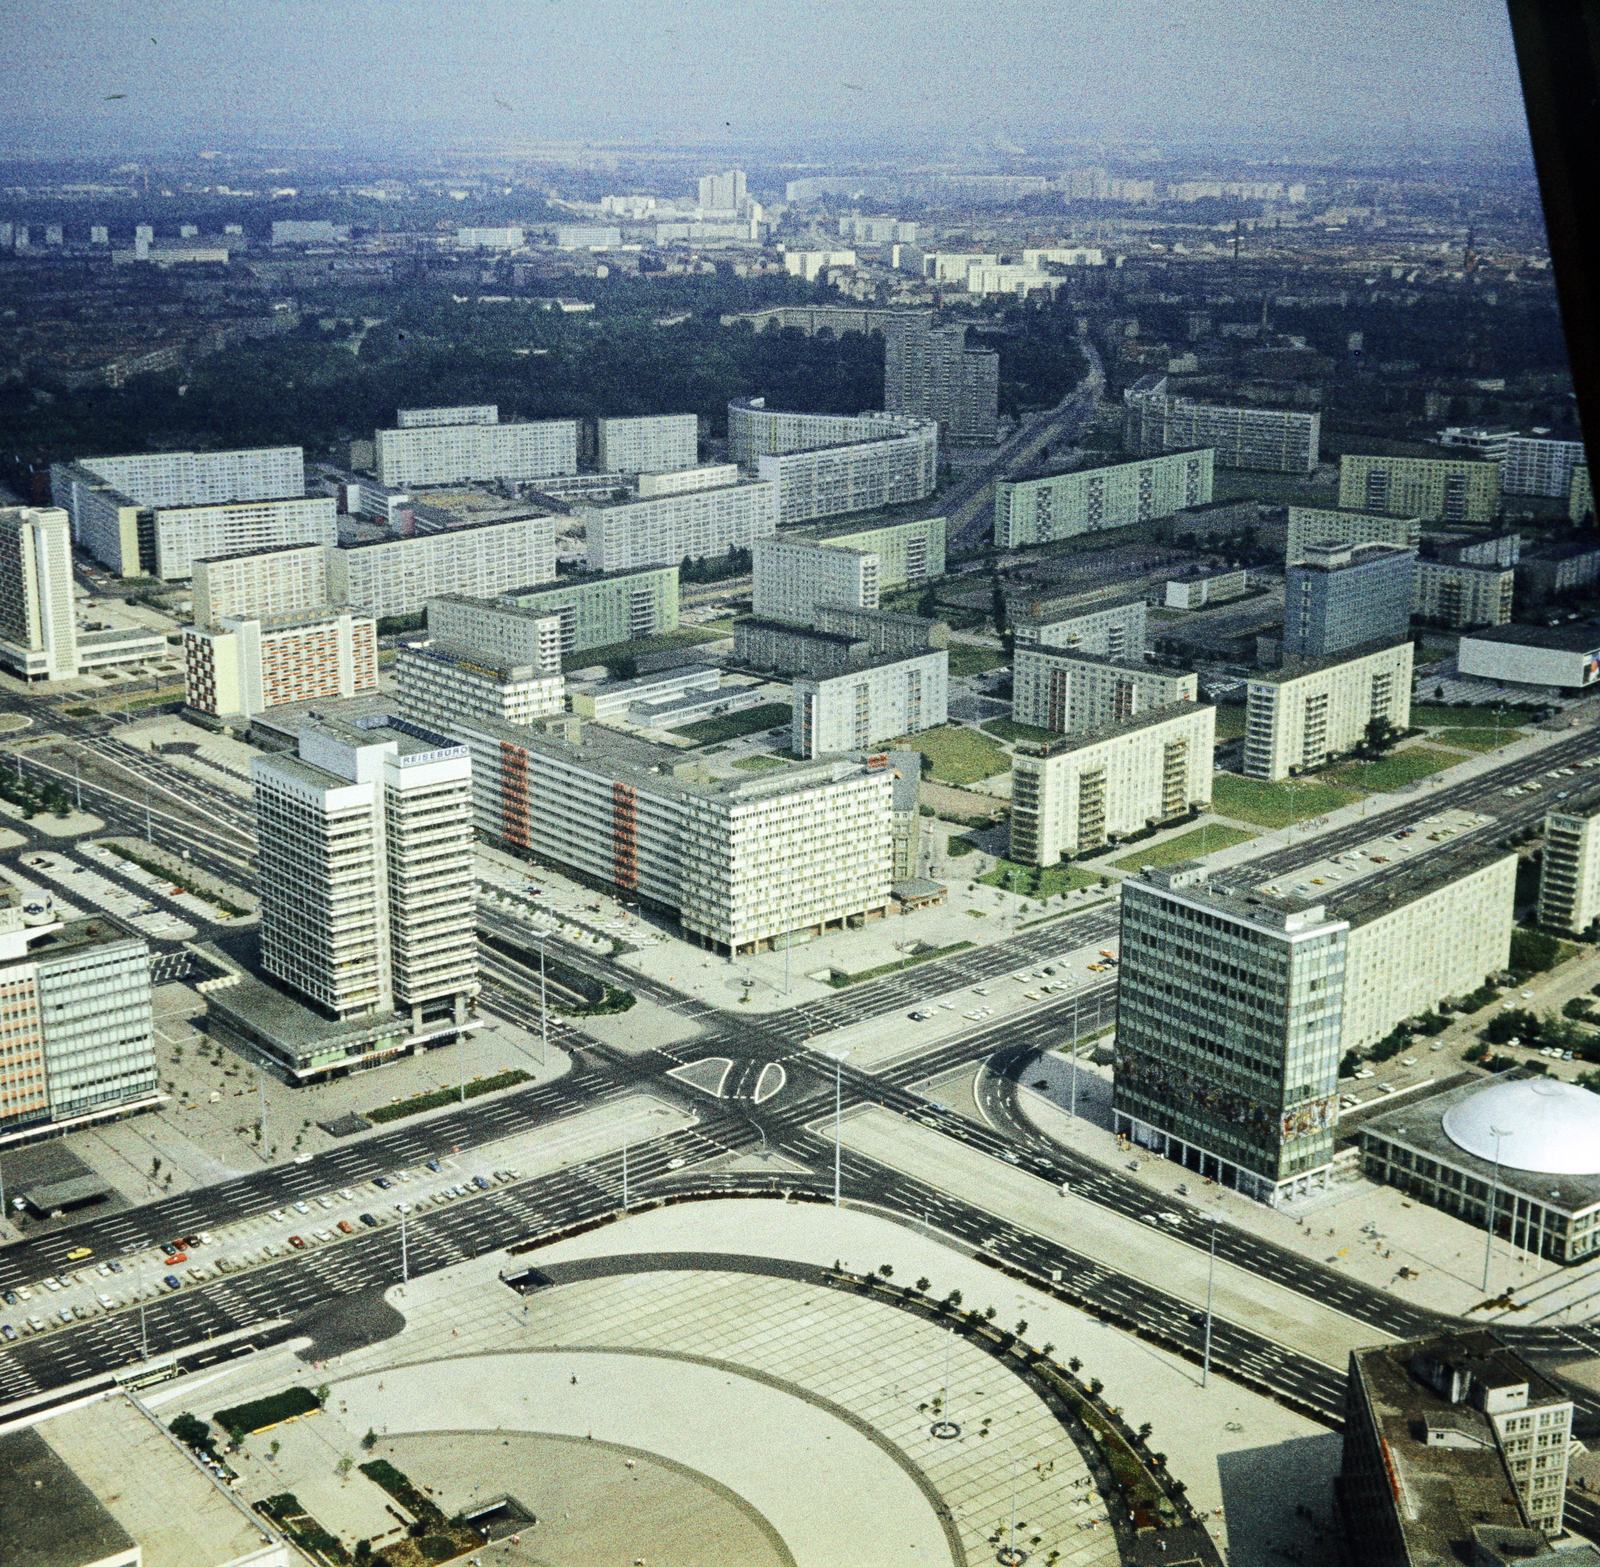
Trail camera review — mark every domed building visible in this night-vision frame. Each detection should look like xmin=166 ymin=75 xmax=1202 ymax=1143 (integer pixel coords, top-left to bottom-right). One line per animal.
xmin=1360 ymin=1073 xmax=1600 ymax=1263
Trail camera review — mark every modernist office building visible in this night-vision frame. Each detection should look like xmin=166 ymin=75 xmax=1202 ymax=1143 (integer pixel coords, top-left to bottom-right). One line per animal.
xmin=446 ymin=715 xmax=896 ymax=955
xmin=1115 ymin=841 xmax=1515 ymax=1204
xmin=1338 ymin=453 xmax=1500 ymax=524
xmin=1283 ymin=542 xmax=1415 ymax=660
xmin=1243 ymin=638 xmax=1413 ymax=781
xmin=1008 ymin=703 xmax=1215 ymax=865
xmin=1012 ymin=647 xmax=1197 ymax=735
xmin=995 ymin=449 xmax=1214 ymax=547
xmin=0 ymin=507 xmax=78 ymax=681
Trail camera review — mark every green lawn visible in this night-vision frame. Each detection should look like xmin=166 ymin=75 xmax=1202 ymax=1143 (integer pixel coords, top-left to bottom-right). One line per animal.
xmin=891 ymin=725 xmax=1009 ymax=785
xmin=678 ymin=702 xmax=792 ymax=745
xmin=978 ymin=855 xmax=1103 ymax=897
xmin=1211 ymin=774 xmax=1362 ymax=828
xmin=946 ymin=644 xmax=1007 ymax=677
xmin=1212 ymin=705 xmax=1248 ymax=740
xmin=981 ymin=716 xmax=1059 ymax=743
xmin=1410 ymin=703 xmax=1532 ymax=729
xmin=1433 ymin=726 xmax=1526 ymax=752
xmin=562 ymin=627 xmax=726 ymax=673
xmin=731 ymin=753 xmax=791 ymax=772
xmin=1111 ymin=824 xmax=1258 ymax=871
xmin=1322 ymin=744 xmax=1469 ymax=791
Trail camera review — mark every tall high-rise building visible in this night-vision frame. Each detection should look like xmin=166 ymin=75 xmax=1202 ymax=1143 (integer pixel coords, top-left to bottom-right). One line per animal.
xmin=996 ymin=451 xmax=1213 ymax=547
xmin=437 ymin=567 xmax=678 ymax=660
xmin=751 ymin=537 xmax=879 ymax=624
xmin=1282 ymin=541 xmax=1415 ymax=660
xmin=1284 ymin=506 xmax=1421 ymax=562
xmin=396 ymin=642 xmax=565 ymax=732
xmin=184 ymin=608 xmax=379 ymax=721
xmin=792 ymin=649 xmax=948 ymax=757
xmin=0 ymin=507 xmax=78 ymax=681
xmin=1537 ymin=798 xmax=1600 ymax=936
xmin=884 ymin=316 xmax=1000 ymax=443
xmin=597 ymin=414 xmax=699 ymax=475
xmin=698 ymin=170 xmax=747 ymax=212
xmin=375 ymin=416 xmax=577 ymax=488
xmin=1012 ymin=648 xmax=1196 ymax=734
xmin=1502 ymin=435 xmax=1586 ymax=498
xmin=252 ymin=718 xmax=478 ymax=1029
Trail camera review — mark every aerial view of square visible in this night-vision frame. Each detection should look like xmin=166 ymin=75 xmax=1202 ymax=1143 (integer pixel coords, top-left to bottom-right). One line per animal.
xmin=4 ymin=3 xmax=1600 ymax=1566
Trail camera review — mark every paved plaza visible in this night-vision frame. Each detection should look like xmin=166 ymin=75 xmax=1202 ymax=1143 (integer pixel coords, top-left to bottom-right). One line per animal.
xmin=133 ymin=1200 xmax=1336 ymax=1567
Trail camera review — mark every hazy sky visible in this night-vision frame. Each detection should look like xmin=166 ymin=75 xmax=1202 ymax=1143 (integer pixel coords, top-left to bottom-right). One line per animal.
xmin=9 ymin=0 xmax=1531 ymax=157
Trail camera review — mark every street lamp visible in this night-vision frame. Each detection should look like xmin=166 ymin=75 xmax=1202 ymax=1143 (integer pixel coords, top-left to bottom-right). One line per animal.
xmin=996 ymin=1453 xmax=1026 ymax=1567
xmin=1482 ymin=1125 xmax=1512 ymax=1293
xmin=1201 ymin=1214 xmax=1219 ymax=1389
xmin=831 ymin=1049 xmax=852 ymax=1207
xmin=929 ymin=1327 xmax=960 ymax=1439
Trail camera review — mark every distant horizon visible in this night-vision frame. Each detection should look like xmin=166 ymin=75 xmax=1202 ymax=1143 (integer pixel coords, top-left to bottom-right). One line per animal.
xmin=8 ymin=0 xmax=1533 ymax=163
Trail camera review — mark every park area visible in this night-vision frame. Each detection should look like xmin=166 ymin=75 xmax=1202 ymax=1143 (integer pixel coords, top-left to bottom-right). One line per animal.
xmin=977 ymin=855 xmax=1104 ymax=898
xmin=891 ymin=724 xmax=1008 ymax=786
xmin=1320 ymin=742 xmax=1470 ymax=792
xmin=1110 ymin=823 xmax=1257 ymax=871
xmin=678 ymin=702 xmax=792 ymax=745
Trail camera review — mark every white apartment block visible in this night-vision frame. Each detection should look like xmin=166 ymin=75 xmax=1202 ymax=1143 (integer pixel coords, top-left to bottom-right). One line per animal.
xmin=729 ymin=398 xmax=929 ymax=462
xmin=1243 ymin=639 xmax=1414 ymax=781
xmin=184 ymin=607 xmax=378 ymax=721
xmin=580 ymin=479 xmax=777 ymax=573
xmin=923 ymin=253 xmax=998 ymax=282
xmin=751 ymin=536 xmax=879 ymax=624
xmin=1125 ymin=382 xmax=1320 ymax=474
xmin=1285 ymin=505 xmax=1421 ymax=562
xmin=996 ymin=451 xmax=1214 ymax=547
xmin=149 ymin=495 xmax=338 ymax=580
xmin=793 ymin=650 xmax=949 ymax=758
xmin=1021 ymin=247 xmax=1106 ymax=269
xmin=1013 ymin=648 xmax=1197 ymax=735
xmin=449 ymin=716 xmax=894 ymax=954
xmin=757 ymin=426 xmax=939 ymax=526
xmin=597 ymin=414 xmax=698 ymax=474
xmin=253 ymin=718 xmax=477 ymax=1027
xmin=0 ymin=507 xmax=78 ymax=681
xmin=1502 ymin=435 xmax=1586 ymax=499
xmin=1009 ymin=703 xmax=1215 ymax=866
xmin=699 ymin=170 xmax=747 ymax=212
xmin=1338 ymin=848 xmax=1515 ymax=1053
xmin=396 ymin=642 xmax=565 ymax=732
xmin=1538 ymin=802 xmax=1600 ymax=936
xmin=456 ymin=228 xmax=525 ymax=249
xmin=783 ymin=250 xmax=856 ymax=281
xmin=555 ymin=225 xmax=622 ymax=249
xmin=425 ymin=595 xmax=564 ymax=671
xmin=328 ymin=516 xmax=557 ymax=621
xmin=798 ymin=516 xmax=945 ymax=588
xmin=396 ymin=405 xmax=499 ymax=429
xmin=60 ymin=446 xmax=305 ymax=510
xmin=1011 ymin=595 xmax=1146 ymax=657
xmin=1414 ymin=561 xmax=1514 ymax=627
xmin=1164 ymin=569 xmax=1248 ymax=610
xmin=637 ymin=465 xmax=741 ymax=497
xmin=191 ymin=542 xmax=333 ymax=626
xmin=375 ymin=419 xmax=578 ymax=489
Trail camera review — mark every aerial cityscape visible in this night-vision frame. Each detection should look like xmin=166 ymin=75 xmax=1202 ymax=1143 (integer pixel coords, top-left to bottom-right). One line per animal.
xmin=3 ymin=4 xmax=1600 ymax=1566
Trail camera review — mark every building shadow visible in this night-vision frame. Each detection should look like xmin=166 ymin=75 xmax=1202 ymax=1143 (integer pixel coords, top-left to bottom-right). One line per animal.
xmin=1216 ymin=1432 xmax=1343 ymax=1566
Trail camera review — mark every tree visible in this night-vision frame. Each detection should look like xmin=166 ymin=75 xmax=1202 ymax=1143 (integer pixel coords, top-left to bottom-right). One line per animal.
xmin=878 ymin=1264 xmax=894 ymax=1279
xmin=1068 ymin=1356 xmax=1082 ymax=1373
xmin=1361 ymin=716 xmax=1401 ymax=758
xmin=1511 ymin=928 xmax=1563 ymax=974
xmin=1014 ymin=1319 xmax=1028 ymax=1337
xmin=915 ymin=1276 xmax=930 ymax=1293
xmin=1484 ymin=1007 xmax=1538 ymax=1046
xmin=1088 ymin=1378 xmax=1104 ymax=1398
xmin=361 ymin=1428 xmax=378 ymax=1452
xmin=1138 ymin=1421 xmax=1153 ymax=1442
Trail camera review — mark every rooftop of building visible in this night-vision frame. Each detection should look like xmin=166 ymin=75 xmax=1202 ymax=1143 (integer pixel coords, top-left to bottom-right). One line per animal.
xmin=1360 ymin=1073 xmax=1600 ymax=1215
xmin=1002 ymin=446 xmax=1213 ymax=485
xmin=886 ymin=750 xmax=921 ymax=813
xmin=1250 ymin=634 xmax=1411 ymax=685
xmin=250 ymin=690 xmax=396 ymax=746
xmin=791 ymin=510 xmax=944 ymax=543
xmin=0 ymin=1426 xmax=139 ymax=1567
xmin=215 ymin=603 xmax=367 ymax=632
xmin=1014 ymin=698 xmax=1214 ymax=759
xmin=1347 ymin=1333 xmax=1550 ymax=1561
xmin=337 ymin=510 xmax=551 ymax=547
xmin=207 ymin=967 xmax=417 ymax=1054
xmin=455 ymin=710 xmax=880 ymax=805
xmin=77 ymin=624 xmax=167 ymax=647
xmin=1010 ymin=590 xmax=1146 ymax=623
xmin=192 ymin=538 xmax=329 ymax=568
xmin=1173 ymin=496 xmax=1259 ymax=515
xmin=27 ymin=912 xmax=146 ymax=961
xmin=1460 ymin=623 xmax=1600 ymax=652
xmin=734 ymin=616 xmax=863 ymax=648
xmin=401 ymin=638 xmax=552 ymax=683
xmin=1289 ymin=540 xmax=1416 ymax=572
xmin=1017 ymin=645 xmax=1195 ymax=679
xmin=582 ymin=663 xmax=719 ymax=699
xmin=796 ymin=646 xmax=947 ymax=685
xmin=1286 ymin=503 xmax=1419 ymax=519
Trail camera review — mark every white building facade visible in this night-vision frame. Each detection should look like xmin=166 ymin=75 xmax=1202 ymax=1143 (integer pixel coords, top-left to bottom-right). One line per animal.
xmin=597 ymin=414 xmax=699 ymax=474
xmin=375 ymin=419 xmax=578 ymax=489
xmin=751 ymin=536 xmax=879 ymax=624
xmin=0 ymin=507 xmax=78 ymax=680
xmin=580 ymin=480 xmax=777 ymax=572
xmin=792 ymin=650 xmax=949 ymax=758
xmin=1013 ymin=648 xmax=1198 ymax=734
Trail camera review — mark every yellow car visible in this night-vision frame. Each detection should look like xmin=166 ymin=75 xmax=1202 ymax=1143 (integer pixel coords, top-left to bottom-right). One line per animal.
xmin=66 ymin=1247 xmax=93 ymax=1262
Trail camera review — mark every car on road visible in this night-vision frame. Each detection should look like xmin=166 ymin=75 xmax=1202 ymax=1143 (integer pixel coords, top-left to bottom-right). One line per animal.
xmin=163 ymin=1275 xmax=181 ymax=1290
xmin=196 ymin=1231 xmax=213 ymax=1245
xmin=161 ymin=1242 xmax=181 ymax=1256
xmin=358 ymin=1213 xmax=379 ymax=1228
xmin=66 ymin=1246 xmax=92 ymax=1262
xmin=287 ymin=1235 xmax=307 ymax=1249
xmin=97 ymin=1293 xmax=116 ymax=1309
xmin=337 ymin=1220 xmax=354 ymax=1234
xmin=14 ymin=1286 xmax=30 ymax=1302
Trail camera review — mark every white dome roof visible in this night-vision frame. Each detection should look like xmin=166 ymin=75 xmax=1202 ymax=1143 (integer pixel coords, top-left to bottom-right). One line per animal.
xmin=1442 ymin=1078 xmax=1600 ymax=1176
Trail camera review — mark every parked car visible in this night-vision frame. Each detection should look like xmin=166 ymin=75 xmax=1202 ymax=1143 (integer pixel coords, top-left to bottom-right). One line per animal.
xmin=287 ymin=1235 xmax=307 ymax=1249
xmin=358 ymin=1213 xmax=379 ymax=1228
xmin=337 ymin=1220 xmax=354 ymax=1235
xmin=163 ymin=1275 xmax=181 ymax=1290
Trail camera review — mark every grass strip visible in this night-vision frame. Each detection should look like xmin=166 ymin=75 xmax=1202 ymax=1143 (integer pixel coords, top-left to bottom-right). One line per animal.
xmin=367 ymin=1068 xmax=531 ymax=1125
xmin=826 ymin=940 xmax=975 ymax=988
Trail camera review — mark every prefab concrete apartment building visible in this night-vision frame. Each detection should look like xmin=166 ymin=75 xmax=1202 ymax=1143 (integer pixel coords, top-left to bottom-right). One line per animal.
xmin=580 ymin=477 xmax=778 ymax=572
xmin=1537 ymin=796 xmax=1600 ymax=936
xmin=375 ymin=410 xmax=578 ymax=489
xmin=597 ymin=414 xmax=699 ymax=475
xmin=1012 ymin=647 xmax=1198 ymax=734
xmin=1243 ymin=639 xmax=1414 ymax=781
xmin=1283 ymin=506 xmax=1422 ymax=563
xmin=752 ymin=536 xmax=879 ymax=623
xmin=447 ymin=716 xmax=895 ymax=954
xmin=795 ymin=515 xmax=947 ymax=589
xmin=1338 ymin=452 xmax=1500 ymax=524
xmin=1124 ymin=377 xmax=1320 ymax=474
xmin=1009 ymin=702 xmax=1216 ymax=866
xmin=792 ymin=649 xmax=949 ymax=758
xmin=995 ymin=449 xmax=1214 ymax=547
xmin=184 ymin=607 xmax=379 ymax=722
xmin=1009 ymin=594 xmax=1147 ymax=657
xmin=434 ymin=568 xmax=678 ymax=662
xmin=395 ymin=641 xmax=565 ymax=732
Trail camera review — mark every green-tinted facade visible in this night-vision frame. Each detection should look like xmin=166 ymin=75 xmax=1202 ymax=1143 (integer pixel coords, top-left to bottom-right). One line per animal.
xmin=505 ymin=565 xmax=679 ymax=652
xmin=996 ymin=450 xmax=1213 ymax=547
xmin=796 ymin=515 xmax=946 ymax=587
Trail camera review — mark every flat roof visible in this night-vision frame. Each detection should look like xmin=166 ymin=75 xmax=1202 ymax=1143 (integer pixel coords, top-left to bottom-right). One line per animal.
xmin=1019 ymin=646 xmax=1194 ymax=679
xmin=1461 ymin=623 xmax=1600 ymax=653
xmin=1251 ymin=634 xmax=1411 ymax=685
xmin=1002 ymin=446 xmax=1213 ymax=484
xmin=208 ymin=969 xmax=410 ymax=1055
xmin=791 ymin=511 xmax=945 ymax=542
xmin=585 ymin=663 xmax=719 ymax=698
xmin=28 ymin=914 xmax=144 ymax=962
xmin=1016 ymin=699 xmax=1214 ymax=758
xmin=405 ymin=639 xmax=547 ymax=682
xmin=1012 ymin=591 xmax=1146 ymax=624
xmin=338 ymin=511 xmax=549 ymax=548
xmin=0 ymin=1427 xmax=137 ymax=1567
xmin=1359 ymin=1073 xmax=1600 ymax=1218
xmin=735 ymin=617 xmax=862 ymax=648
